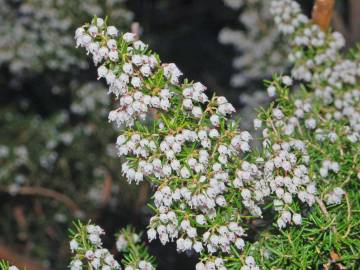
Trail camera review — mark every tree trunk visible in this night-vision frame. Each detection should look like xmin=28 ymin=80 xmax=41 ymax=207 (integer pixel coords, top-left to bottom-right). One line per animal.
xmin=312 ymin=0 xmax=335 ymax=31
xmin=349 ymin=0 xmax=360 ymax=44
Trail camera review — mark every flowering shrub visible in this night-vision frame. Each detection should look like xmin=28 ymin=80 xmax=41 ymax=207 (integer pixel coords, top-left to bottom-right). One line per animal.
xmin=75 ymin=0 xmax=360 ymax=269
xmin=76 ymin=17 xmax=255 ymax=269
xmin=2 ymin=0 xmax=359 ymax=269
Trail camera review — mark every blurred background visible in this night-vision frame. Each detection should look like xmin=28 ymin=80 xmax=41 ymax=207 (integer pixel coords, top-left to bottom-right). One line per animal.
xmin=0 ymin=0 xmax=359 ymax=269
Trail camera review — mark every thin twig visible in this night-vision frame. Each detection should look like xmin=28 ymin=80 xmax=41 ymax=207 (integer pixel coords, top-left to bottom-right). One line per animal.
xmin=316 ymin=196 xmax=330 ymax=218
xmin=100 ymin=172 xmax=113 ymax=207
xmin=134 ymin=182 xmax=150 ymax=214
xmin=342 ymin=192 xmax=352 ymax=238
xmin=1 ymin=186 xmax=82 ymax=215
xmin=315 ymin=196 xmax=337 ymax=233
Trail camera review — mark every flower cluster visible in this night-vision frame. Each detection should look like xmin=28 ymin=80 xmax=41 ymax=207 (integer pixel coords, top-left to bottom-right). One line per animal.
xmin=325 ymin=187 xmax=345 ymax=205
xmin=70 ymin=223 xmax=120 ymax=270
xmin=319 ymin=160 xmax=339 ymax=178
xmin=76 ymin=19 xmax=181 ymax=127
xmin=240 ymin=256 xmax=260 ymax=270
xmin=69 ymin=221 xmax=156 ymax=270
xmin=262 ymin=134 xmax=314 ymax=228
